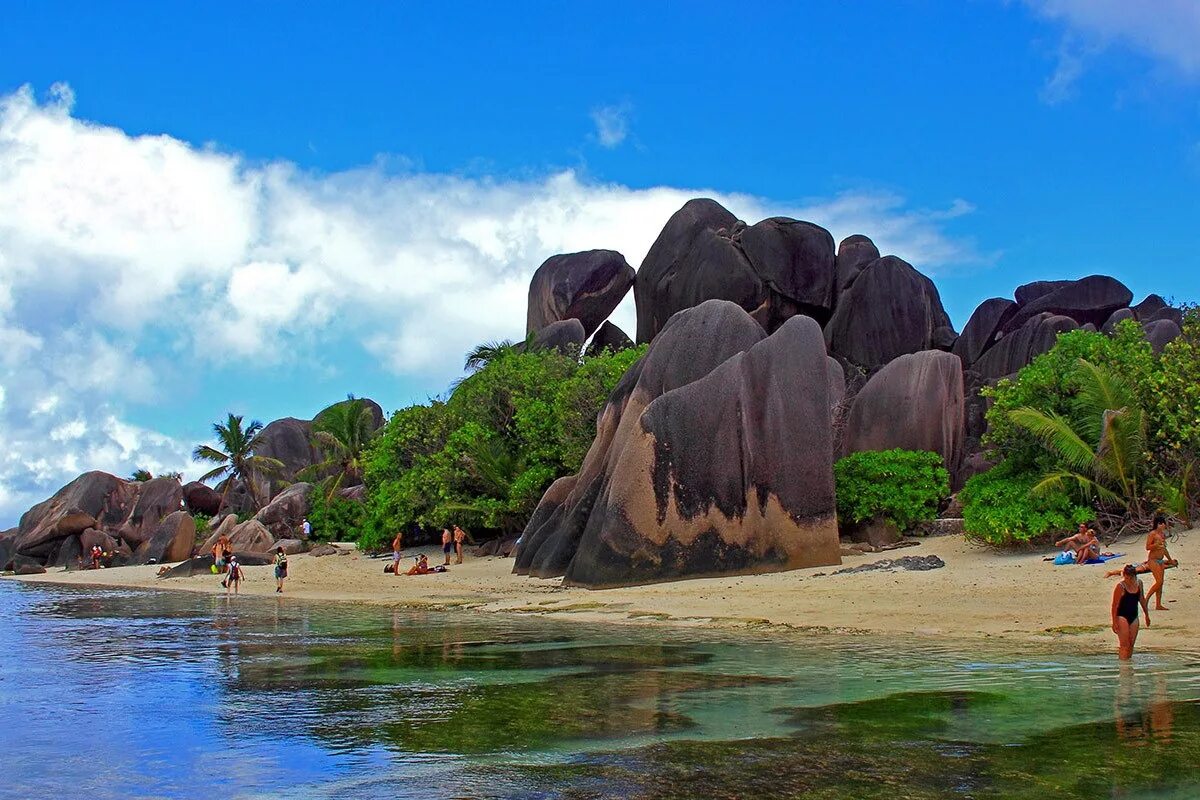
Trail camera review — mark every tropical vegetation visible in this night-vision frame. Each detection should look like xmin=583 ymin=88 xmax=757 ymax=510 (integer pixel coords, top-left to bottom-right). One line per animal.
xmin=963 ymin=313 xmax=1200 ymax=544
xmin=834 ymin=449 xmax=950 ymax=532
xmin=299 ymin=396 xmax=379 ymax=499
xmin=192 ymin=413 xmax=285 ymax=511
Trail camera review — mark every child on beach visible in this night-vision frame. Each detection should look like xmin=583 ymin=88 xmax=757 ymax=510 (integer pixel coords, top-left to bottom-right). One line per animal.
xmin=225 ymin=557 xmax=242 ymax=595
xmin=274 ymin=548 xmax=288 ymax=593
xmin=1112 ymin=563 xmax=1151 ymax=660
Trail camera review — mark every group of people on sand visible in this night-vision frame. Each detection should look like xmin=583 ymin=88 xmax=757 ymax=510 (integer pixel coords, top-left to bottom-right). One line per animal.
xmin=1093 ymin=516 xmax=1177 ymax=660
xmin=1053 ymin=516 xmax=1180 ymax=660
xmin=389 ymin=525 xmax=469 ymax=576
xmin=209 ymin=529 xmax=288 ymax=595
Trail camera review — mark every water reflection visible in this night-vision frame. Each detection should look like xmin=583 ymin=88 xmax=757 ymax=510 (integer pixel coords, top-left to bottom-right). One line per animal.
xmin=3 ymin=581 xmax=1200 ymax=800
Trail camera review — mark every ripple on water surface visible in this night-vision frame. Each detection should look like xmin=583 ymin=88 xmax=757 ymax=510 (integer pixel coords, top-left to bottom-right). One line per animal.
xmin=1 ymin=581 xmax=1198 ymax=799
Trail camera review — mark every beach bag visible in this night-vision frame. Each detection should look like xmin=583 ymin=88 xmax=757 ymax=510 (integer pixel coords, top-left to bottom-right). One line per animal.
xmin=1053 ymin=551 xmax=1076 ymax=565
xmin=211 ymin=564 xmax=218 ymax=574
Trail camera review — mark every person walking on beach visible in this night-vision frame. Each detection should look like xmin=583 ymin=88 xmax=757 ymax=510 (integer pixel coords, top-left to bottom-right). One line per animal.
xmin=391 ymin=531 xmax=404 ymax=577
xmin=213 ymin=531 xmax=232 ymax=574
xmin=453 ymin=526 xmax=467 ymax=565
xmin=225 ymin=557 xmax=243 ymax=595
xmin=1112 ymin=563 xmax=1151 ymax=660
xmin=274 ymin=547 xmax=288 ymax=593
xmin=302 ymin=518 xmax=312 ymax=538
xmin=442 ymin=528 xmax=453 ymax=565
xmin=1144 ymin=515 xmax=1172 ymax=611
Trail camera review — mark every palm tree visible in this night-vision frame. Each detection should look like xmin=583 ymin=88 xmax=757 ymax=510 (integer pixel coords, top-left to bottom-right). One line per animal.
xmin=464 ymin=339 xmax=516 ymax=372
xmin=193 ymin=414 xmax=285 ymax=511
xmin=299 ymin=397 xmax=378 ymax=499
xmin=1009 ymin=358 xmax=1148 ymax=516
xmin=129 ymin=468 xmax=153 ymax=482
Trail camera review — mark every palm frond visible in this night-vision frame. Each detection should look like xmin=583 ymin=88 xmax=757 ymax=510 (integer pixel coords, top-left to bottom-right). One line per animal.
xmin=1009 ymin=408 xmax=1097 ymax=474
xmin=196 ymin=464 xmax=231 ymax=484
xmin=464 ymin=339 xmax=515 ymax=372
xmin=193 ymin=444 xmax=231 ymax=464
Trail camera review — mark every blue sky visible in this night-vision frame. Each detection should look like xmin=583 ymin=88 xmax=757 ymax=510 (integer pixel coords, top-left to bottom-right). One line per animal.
xmin=0 ymin=1 xmax=1198 ymax=524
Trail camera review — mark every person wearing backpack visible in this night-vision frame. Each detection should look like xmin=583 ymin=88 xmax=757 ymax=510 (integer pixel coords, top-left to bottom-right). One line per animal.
xmin=225 ymin=557 xmax=243 ymax=595
xmin=274 ymin=547 xmax=288 ymax=593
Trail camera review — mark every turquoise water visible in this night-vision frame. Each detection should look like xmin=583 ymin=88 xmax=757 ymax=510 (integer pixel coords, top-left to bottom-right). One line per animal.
xmin=1 ymin=580 xmax=1198 ymax=799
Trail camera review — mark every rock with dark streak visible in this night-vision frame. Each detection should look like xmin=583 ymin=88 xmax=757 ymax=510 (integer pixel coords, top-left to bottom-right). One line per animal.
xmin=526 ymin=250 xmax=635 ymax=339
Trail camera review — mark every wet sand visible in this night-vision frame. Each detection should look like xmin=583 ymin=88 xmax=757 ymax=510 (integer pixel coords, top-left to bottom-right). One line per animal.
xmin=10 ymin=532 xmax=1198 ymax=653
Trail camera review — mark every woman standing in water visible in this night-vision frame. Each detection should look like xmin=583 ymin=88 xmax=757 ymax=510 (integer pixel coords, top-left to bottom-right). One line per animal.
xmin=1112 ymin=563 xmax=1151 ymax=660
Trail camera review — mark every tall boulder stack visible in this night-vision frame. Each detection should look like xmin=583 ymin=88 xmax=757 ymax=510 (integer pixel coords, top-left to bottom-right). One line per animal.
xmin=526 ymin=250 xmax=635 ymax=338
xmin=823 ymin=256 xmax=955 ymax=368
xmin=563 ymin=314 xmax=841 ymax=587
xmin=12 ymin=472 xmax=138 ymax=561
xmin=633 ymin=199 xmax=836 ymax=343
xmin=1001 ymin=275 xmax=1132 ymax=335
xmin=515 ymin=300 xmax=840 ymax=588
xmin=515 ymin=300 xmax=768 ymax=579
xmin=844 ymin=351 xmax=965 ymax=479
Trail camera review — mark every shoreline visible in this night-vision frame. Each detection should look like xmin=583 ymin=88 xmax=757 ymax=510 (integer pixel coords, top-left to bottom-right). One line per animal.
xmin=8 ymin=533 xmax=1199 ymax=655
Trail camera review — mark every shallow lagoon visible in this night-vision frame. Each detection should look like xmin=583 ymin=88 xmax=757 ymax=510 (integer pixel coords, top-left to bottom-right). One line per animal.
xmin=2 ymin=581 xmax=1198 ymax=799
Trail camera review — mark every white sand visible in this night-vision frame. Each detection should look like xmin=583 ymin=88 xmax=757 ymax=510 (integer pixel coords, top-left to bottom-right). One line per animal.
xmin=10 ymin=532 xmax=1198 ymax=653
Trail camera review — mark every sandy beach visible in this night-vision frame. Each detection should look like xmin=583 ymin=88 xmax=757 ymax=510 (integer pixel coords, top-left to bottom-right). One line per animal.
xmin=10 ymin=532 xmax=1199 ymax=653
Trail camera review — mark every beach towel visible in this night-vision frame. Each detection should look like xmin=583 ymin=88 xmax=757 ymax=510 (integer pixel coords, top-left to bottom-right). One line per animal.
xmin=1052 ymin=551 xmax=1123 ymax=565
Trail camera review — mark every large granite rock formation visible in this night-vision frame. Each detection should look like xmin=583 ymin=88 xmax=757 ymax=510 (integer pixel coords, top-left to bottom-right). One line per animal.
xmin=1144 ymin=319 xmax=1182 ymax=353
xmin=115 ymin=477 xmax=183 ymax=547
xmin=516 ymin=301 xmax=840 ymax=587
xmin=182 ymin=481 xmax=222 ymax=516
xmin=952 ymin=298 xmax=1017 ymax=366
xmin=972 ymin=314 xmax=1079 ymax=380
xmin=250 ymin=397 xmax=385 ymax=499
xmin=516 ymin=300 xmax=768 ymax=579
xmin=633 ymin=199 xmax=836 ymax=343
xmin=833 ymin=234 xmax=880 ymax=297
xmin=844 ymin=351 xmax=965 ymax=478
xmin=585 ymin=320 xmax=634 ymax=356
xmin=824 ymin=256 xmax=954 ymax=368
xmin=526 ymin=250 xmax=635 ymax=338
xmin=133 ymin=511 xmax=195 ymax=565
xmin=12 ymin=472 xmax=137 ymax=560
xmin=562 ymin=314 xmax=841 ymax=587
xmin=524 ymin=318 xmax=587 ymax=354
xmin=256 ymin=482 xmax=312 ymax=539
xmin=1001 ymin=275 xmax=1132 ymax=335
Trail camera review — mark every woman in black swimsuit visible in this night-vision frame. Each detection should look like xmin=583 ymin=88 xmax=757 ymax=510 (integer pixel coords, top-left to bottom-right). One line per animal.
xmin=1112 ymin=564 xmax=1151 ymax=660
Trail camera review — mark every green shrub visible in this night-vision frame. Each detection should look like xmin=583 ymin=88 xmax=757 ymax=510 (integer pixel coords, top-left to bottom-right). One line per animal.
xmin=834 ymin=449 xmax=950 ymax=532
xmin=307 ymin=491 xmax=367 ymax=544
xmin=960 ymin=464 xmax=1091 ymax=546
xmin=361 ymin=344 xmax=646 ymax=541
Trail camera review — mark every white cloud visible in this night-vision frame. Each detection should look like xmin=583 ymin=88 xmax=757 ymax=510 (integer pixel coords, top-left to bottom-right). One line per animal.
xmin=0 ymin=83 xmax=981 ymax=525
xmin=1026 ymin=1 xmax=1200 ymax=93
xmin=590 ymin=103 xmax=631 ymax=148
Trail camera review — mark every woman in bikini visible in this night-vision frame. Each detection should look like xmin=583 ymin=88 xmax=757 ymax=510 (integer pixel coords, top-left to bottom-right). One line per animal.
xmin=1144 ymin=515 xmax=1172 ymax=612
xmin=1112 ymin=563 xmax=1151 ymax=660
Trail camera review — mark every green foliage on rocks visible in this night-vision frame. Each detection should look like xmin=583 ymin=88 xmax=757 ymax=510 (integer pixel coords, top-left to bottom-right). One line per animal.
xmin=306 ymin=491 xmax=364 ymax=543
xmin=359 ymin=344 xmax=645 ymax=549
xmin=833 ymin=449 xmax=950 ymax=532
xmin=967 ymin=311 xmax=1200 ymax=544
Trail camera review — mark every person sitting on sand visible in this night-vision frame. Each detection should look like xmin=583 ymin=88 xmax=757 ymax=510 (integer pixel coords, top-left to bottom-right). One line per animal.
xmin=1144 ymin=515 xmax=1172 ymax=612
xmin=1074 ymin=527 xmax=1101 ymax=564
xmin=406 ymin=554 xmax=431 ymax=576
xmin=1056 ymin=523 xmax=1093 ymax=556
xmin=1112 ymin=563 xmax=1151 ymax=660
